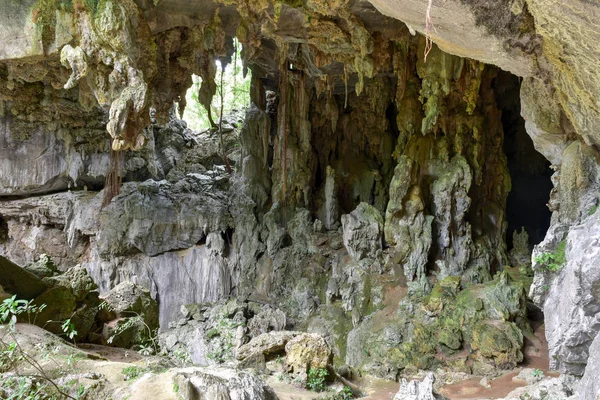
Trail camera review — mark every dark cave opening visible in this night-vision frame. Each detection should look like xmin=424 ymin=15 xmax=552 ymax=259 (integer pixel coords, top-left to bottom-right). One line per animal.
xmin=494 ymin=71 xmax=553 ymax=250
xmin=0 ymin=216 xmax=7 ymax=243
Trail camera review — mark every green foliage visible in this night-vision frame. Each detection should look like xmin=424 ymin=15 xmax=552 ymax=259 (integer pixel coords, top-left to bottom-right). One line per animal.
xmin=0 ymin=298 xmax=81 ymax=399
xmin=535 ymin=240 xmax=567 ymax=272
xmin=183 ymin=38 xmax=251 ymax=131
xmin=307 ymin=368 xmax=328 ymax=392
xmin=61 ymin=319 xmax=78 ymax=341
xmin=320 ymin=386 xmax=354 ymax=400
xmin=107 ymin=312 xmax=159 ymax=356
xmin=205 ymin=317 xmax=245 ymax=363
xmin=532 ymin=368 xmax=544 ymax=378
xmin=588 ymin=205 xmax=599 ymax=216
xmin=122 ymin=366 xmax=144 ymax=381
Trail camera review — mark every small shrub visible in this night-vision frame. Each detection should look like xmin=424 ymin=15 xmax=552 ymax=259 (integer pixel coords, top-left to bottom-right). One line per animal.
xmin=532 ymin=368 xmax=544 ymax=378
xmin=320 ymin=386 xmax=354 ymax=400
xmin=122 ymin=366 xmax=144 ymax=381
xmin=307 ymin=367 xmax=328 ymax=392
xmin=534 ymin=240 xmax=566 ymax=272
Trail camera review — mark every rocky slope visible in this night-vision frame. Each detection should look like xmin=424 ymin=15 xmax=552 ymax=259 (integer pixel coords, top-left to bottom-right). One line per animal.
xmin=0 ymin=0 xmax=599 ymax=398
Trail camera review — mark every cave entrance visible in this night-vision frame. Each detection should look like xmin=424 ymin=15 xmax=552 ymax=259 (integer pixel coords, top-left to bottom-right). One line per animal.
xmin=182 ymin=37 xmax=251 ymax=132
xmin=494 ymin=71 xmax=553 ymax=250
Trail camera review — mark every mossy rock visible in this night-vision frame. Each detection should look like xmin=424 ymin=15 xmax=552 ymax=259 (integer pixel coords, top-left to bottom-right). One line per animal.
xmin=32 ymin=286 xmax=77 ymax=335
xmin=471 ymin=320 xmax=523 ymax=368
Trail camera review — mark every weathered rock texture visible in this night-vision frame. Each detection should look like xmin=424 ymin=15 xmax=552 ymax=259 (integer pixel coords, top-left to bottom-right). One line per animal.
xmin=0 ymin=0 xmax=600 ymax=387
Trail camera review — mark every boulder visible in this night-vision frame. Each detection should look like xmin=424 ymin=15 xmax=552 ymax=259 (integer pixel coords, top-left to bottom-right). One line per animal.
xmin=247 ymin=305 xmax=287 ymax=337
xmin=24 ymin=254 xmax=58 ymax=278
xmin=496 ymin=376 xmax=577 ymax=400
xmin=0 ymin=255 xmax=47 ymax=300
xmin=284 ymin=333 xmax=331 ymax=373
xmin=32 ymin=286 xmax=77 ymax=335
xmin=101 ymin=281 xmax=159 ymax=348
xmin=341 ymin=202 xmax=383 ymax=261
xmin=471 ymin=320 xmax=523 ymax=369
xmin=393 ymin=372 xmax=447 ymax=400
xmin=44 ymin=266 xmax=98 ymax=302
xmin=236 ymin=331 xmax=300 ymax=361
xmin=172 ymin=368 xmax=278 ymax=400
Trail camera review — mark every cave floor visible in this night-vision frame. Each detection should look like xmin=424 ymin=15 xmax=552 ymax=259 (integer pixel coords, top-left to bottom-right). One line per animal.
xmin=267 ymin=321 xmax=555 ymax=400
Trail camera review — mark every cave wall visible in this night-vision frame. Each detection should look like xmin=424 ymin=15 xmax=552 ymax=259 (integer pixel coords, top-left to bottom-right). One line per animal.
xmin=0 ymin=0 xmax=599 ymax=389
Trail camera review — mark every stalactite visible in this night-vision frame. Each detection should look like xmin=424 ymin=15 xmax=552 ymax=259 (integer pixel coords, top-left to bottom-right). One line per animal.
xmin=102 ymin=150 xmax=122 ymax=208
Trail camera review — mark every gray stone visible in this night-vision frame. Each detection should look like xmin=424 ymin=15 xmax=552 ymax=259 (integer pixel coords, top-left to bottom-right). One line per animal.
xmin=172 ymin=368 xmax=278 ymax=400
xmin=579 ymin=332 xmax=600 ymax=400
xmin=393 ymin=372 xmax=447 ymax=400
xmin=341 ymin=202 xmax=383 ymax=261
xmin=532 ymin=211 xmax=600 ymax=376
xmin=0 ymin=255 xmax=47 ymax=300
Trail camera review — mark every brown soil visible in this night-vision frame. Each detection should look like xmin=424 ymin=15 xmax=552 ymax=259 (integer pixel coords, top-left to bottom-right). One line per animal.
xmin=77 ymin=343 xmax=145 ymax=363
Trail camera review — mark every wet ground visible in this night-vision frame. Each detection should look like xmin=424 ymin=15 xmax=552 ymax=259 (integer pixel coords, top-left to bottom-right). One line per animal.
xmin=269 ymin=321 xmax=554 ymax=400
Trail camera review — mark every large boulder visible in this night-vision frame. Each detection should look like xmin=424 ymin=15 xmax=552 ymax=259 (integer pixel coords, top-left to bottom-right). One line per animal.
xmin=172 ymin=368 xmax=278 ymax=400
xmin=101 ymin=281 xmax=159 ymax=348
xmin=393 ymin=372 xmax=447 ymax=400
xmin=0 ymin=255 xmax=47 ymax=300
xmin=236 ymin=331 xmax=300 ymax=361
xmin=341 ymin=202 xmax=383 ymax=261
xmin=284 ymin=333 xmax=331 ymax=374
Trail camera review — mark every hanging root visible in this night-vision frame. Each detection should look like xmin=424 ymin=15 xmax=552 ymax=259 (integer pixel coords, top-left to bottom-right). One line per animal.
xmin=424 ymin=0 xmax=435 ymax=62
xmin=102 ymin=149 xmax=122 ymax=208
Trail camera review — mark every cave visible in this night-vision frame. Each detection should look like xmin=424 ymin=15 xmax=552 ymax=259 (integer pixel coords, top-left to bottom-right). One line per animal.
xmin=494 ymin=71 xmax=553 ymax=250
xmin=1 ymin=0 xmax=600 ymax=398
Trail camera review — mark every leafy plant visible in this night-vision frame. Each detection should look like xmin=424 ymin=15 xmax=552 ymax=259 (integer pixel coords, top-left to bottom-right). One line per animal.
xmin=532 ymin=368 xmax=544 ymax=378
xmin=320 ymin=386 xmax=354 ymax=400
xmin=62 ymin=318 xmax=78 ymax=341
xmin=122 ymin=366 xmax=144 ymax=381
xmin=107 ymin=312 xmax=159 ymax=356
xmin=0 ymin=297 xmax=81 ymax=399
xmin=307 ymin=368 xmax=328 ymax=392
xmin=534 ymin=240 xmax=566 ymax=272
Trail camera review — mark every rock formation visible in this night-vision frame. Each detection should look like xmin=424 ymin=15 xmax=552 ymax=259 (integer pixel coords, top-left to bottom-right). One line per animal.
xmin=0 ymin=0 xmax=600 ymax=398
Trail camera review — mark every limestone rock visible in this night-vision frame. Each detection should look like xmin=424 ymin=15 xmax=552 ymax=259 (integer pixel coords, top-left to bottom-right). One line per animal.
xmin=101 ymin=281 xmax=159 ymax=347
xmin=96 ymin=178 xmax=232 ymax=257
xmin=284 ymin=333 xmax=331 ymax=373
xmin=172 ymin=368 xmax=278 ymax=400
xmin=532 ymin=211 xmax=600 ymax=375
xmin=393 ymin=372 xmax=447 ymax=400
xmin=496 ymin=376 xmax=577 ymax=400
xmin=24 ymin=254 xmax=58 ymax=278
xmin=367 ymin=0 xmax=535 ymax=77
xmin=385 ymin=156 xmax=433 ymax=281
xmin=236 ymin=331 xmax=300 ymax=361
xmin=341 ymin=202 xmax=383 ymax=261
xmin=0 ymin=255 xmax=47 ymax=300
xmin=579 ymin=332 xmax=600 ymax=400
